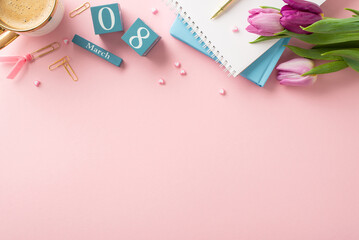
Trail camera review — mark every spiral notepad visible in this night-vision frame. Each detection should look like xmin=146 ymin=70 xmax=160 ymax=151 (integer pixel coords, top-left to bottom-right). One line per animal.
xmin=165 ymin=0 xmax=326 ymax=77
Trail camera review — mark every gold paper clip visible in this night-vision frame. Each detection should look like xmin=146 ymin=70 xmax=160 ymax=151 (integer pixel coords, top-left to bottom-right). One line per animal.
xmin=69 ymin=2 xmax=91 ymax=18
xmin=49 ymin=56 xmax=78 ymax=81
xmin=31 ymin=42 xmax=60 ymax=60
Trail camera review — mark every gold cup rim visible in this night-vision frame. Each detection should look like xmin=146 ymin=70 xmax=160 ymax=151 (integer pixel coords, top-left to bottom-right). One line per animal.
xmin=0 ymin=0 xmax=58 ymax=33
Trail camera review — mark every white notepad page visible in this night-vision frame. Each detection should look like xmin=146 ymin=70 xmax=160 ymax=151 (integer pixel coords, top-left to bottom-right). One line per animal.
xmin=171 ymin=0 xmax=326 ymax=77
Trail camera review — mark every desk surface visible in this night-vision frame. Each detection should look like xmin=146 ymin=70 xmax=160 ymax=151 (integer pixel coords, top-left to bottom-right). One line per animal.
xmin=1 ymin=0 xmax=359 ymax=239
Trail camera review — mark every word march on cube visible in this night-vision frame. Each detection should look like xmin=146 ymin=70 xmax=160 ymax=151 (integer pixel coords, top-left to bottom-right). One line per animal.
xmin=72 ymin=34 xmax=123 ymax=67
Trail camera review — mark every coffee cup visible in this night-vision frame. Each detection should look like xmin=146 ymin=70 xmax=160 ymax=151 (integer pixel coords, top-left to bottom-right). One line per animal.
xmin=0 ymin=0 xmax=64 ymax=50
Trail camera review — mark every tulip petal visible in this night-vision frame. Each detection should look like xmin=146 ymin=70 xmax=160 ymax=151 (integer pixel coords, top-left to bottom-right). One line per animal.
xmin=246 ymin=25 xmax=262 ymax=35
xmin=248 ymin=12 xmax=284 ymax=35
xmin=249 ymin=8 xmax=280 ymax=15
xmin=280 ymin=5 xmax=295 ymax=14
xmin=276 ymin=58 xmax=315 ymax=75
xmin=279 ymin=75 xmax=317 ymax=86
xmin=276 ymin=58 xmax=318 ymax=86
xmin=280 ymin=11 xmax=322 ymax=34
xmin=277 ymin=71 xmax=302 ymax=80
xmin=280 ymin=3 xmax=322 ymax=34
xmin=281 ymin=10 xmax=322 ymax=25
xmin=246 ymin=25 xmax=277 ymax=36
xmin=279 ymin=19 xmax=309 ymax=34
xmin=283 ymin=0 xmax=323 ymax=14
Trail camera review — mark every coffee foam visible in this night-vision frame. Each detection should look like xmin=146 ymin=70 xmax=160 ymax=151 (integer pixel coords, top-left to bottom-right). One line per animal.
xmin=0 ymin=0 xmax=55 ymax=30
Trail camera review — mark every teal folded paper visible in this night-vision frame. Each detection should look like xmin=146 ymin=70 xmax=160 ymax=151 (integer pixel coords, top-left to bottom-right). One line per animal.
xmin=170 ymin=16 xmax=290 ymax=87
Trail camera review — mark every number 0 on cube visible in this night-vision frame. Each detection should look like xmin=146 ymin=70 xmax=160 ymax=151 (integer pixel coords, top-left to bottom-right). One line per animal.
xmin=91 ymin=3 xmax=124 ymax=35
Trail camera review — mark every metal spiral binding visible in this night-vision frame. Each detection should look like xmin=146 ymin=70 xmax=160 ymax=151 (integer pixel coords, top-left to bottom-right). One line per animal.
xmin=206 ymin=41 xmax=212 ymax=52
xmin=164 ymin=0 xmax=237 ymax=77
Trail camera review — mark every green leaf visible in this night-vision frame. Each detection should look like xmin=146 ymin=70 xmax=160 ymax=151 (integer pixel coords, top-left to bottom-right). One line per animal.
xmin=343 ymin=57 xmax=359 ymax=72
xmin=313 ymin=40 xmax=359 ymax=49
xmin=322 ymin=49 xmax=359 ymax=61
xmin=259 ymin=6 xmax=280 ymax=11
xmin=250 ymin=35 xmax=288 ymax=44
xmin=284 ymin=31 xmax=359 ymax=45
xmin=286 ymin=45 xmax=343 ymax=60
xmin=274 ymin=30 xmax=291 ymax=36
xmin=303 ymin=17 xmax=359 ymax=34
xmin=345 ymin=8 xmax=359 ymax=16
xmin=302 ymin=61 xmax=348 ymax=76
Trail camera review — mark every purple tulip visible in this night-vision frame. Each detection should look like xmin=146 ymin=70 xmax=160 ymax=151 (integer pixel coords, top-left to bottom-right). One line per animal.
xmin=280 ymin=0 xmax=323 ymax=34
xmin=276 ymin=58 xmax=317 ymax=86
xmin=246 ymin=8 xmax=284 ymax=36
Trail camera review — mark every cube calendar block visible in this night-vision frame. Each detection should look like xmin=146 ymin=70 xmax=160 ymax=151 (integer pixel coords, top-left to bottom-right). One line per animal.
xmin=90 ymin=3 xmax=124 ymax=35
xmin=121 ymin=18 xmax=161 ymax=56
xmin=72 ymin=34 xmax=123 ymax=67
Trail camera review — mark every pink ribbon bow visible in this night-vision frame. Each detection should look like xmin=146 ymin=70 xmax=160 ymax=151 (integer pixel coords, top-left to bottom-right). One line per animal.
xmin=0 ymin=54 xmax=33 ymax=79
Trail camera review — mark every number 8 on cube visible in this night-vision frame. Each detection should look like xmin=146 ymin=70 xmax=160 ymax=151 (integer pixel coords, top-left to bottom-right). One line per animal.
xmin=122 ymin=18 xmax=161 ymax=56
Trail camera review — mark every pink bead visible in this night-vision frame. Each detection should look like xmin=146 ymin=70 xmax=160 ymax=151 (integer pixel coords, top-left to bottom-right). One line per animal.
xmin=151 ymin=8 xmax=158 ymax=15
xmin=174 ymin=62 xmax=181 ymax=68
xmin=25 ymin=54 xmax=33 ymax=61
xmin=232 ymin=26 xmax=239 ymax=33
xmin=180 ymin=69 xmax=186 ymax=76
xmin=33 ymin=80 xmax=41 ymax=87
xmin=219 ymin=89 xmax=226 ymax=95
xmin=63 ymin=38 xmax=70 ymax=45
xmin=158 ymin=78 xmax=165 ymax=85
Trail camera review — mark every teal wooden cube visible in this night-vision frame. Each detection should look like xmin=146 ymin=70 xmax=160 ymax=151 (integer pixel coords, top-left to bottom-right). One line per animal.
xmin=90 ymin=3 xmax=123 ymax=35
xmin=121 ymin=18 xmax=161 ymax=56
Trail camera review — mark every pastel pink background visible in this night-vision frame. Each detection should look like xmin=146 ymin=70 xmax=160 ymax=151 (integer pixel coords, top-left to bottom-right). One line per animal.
xmin=1 ymin=0 xmax=359 ymax=239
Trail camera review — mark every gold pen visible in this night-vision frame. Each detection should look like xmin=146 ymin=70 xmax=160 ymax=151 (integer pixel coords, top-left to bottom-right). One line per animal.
xmin=211 ymin=0 xmax=235 ymax=19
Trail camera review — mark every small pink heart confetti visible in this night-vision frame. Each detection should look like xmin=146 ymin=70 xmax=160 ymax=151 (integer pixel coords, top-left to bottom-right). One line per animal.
xmin=232 ymin=26 xmax=239 ymax=33
xmin=180 ymin=69 xmax=187 ymax=76
xmin=63 ymin=38 xmax=70 ymax=45
xmin=158 ymin=78 xmax=165 ymax=85
xmin=219 ymin=89 xmax=226 ymax=95
xmin=151 ymin=8 xmax=158 ymax=15
xmin=33 ymin=80 xmax=41 ymax=87
xmin=174 ymin=61 xmax=181 ymax=68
